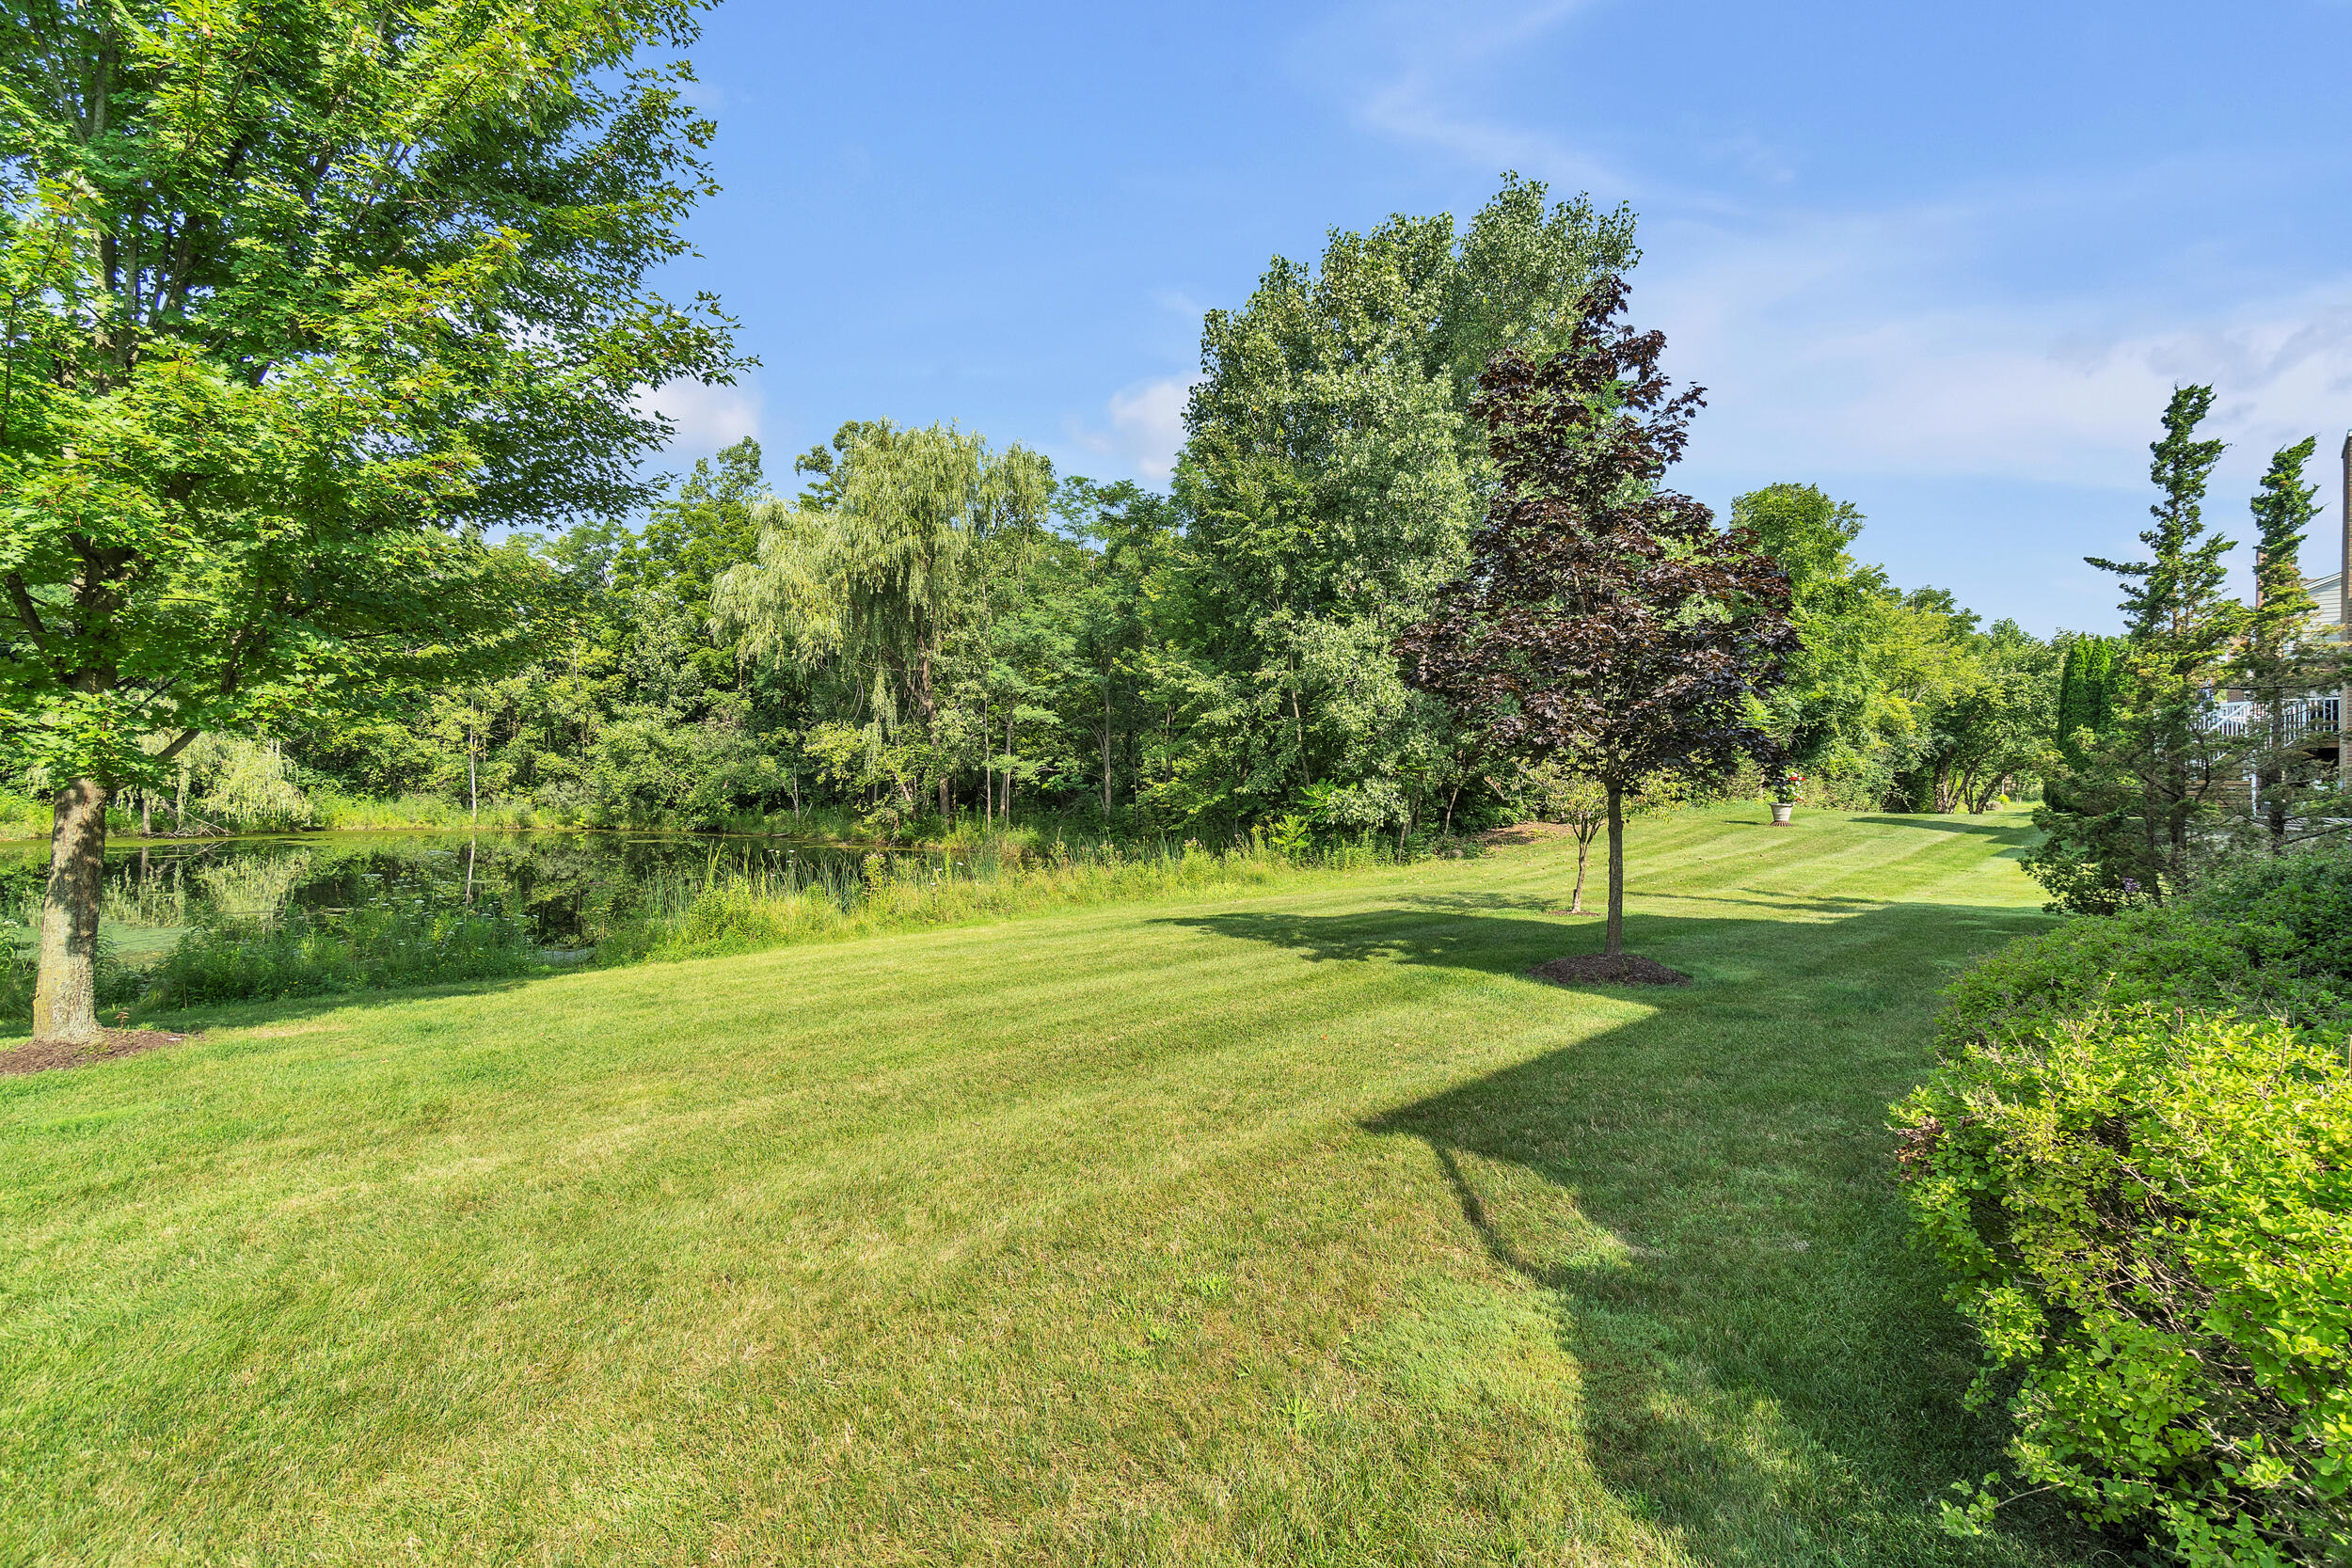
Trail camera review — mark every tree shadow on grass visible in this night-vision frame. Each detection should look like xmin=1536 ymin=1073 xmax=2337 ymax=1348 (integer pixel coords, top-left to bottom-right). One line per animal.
xmin=90 ymin=973 xmax=555 ymax=1049
xmin=1184 ymin=895 xmax=2082 ymax=1562
xmin=1156 ymin=906 xmax=1753 ymax=978
xmin=1851 ymin=815 xmax=2041 ymax=844
xmin=1398 ymin=888 xmax=1886 ymax=918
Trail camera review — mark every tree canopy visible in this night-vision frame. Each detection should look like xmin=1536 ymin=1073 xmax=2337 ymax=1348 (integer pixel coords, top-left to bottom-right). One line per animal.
xmin=0 ymin=0 xmax=742 ymax=1039
xmin=1400 ymin=276 xmax=1795 ymax=957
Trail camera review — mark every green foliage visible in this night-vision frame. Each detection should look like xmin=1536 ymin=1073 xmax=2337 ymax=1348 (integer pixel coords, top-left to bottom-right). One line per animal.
xmin=279 ymin=182 xmax=1656 ymax=849
xmin=1164 ymin=174 xmax=1637 ymax=834
xmin=1899 ymin=893 xmax=2352 ymax=1563
xmin=2189 ymin=839 xmax=2352 ymax=984
xmin=1936 ymin=904 xmax=2345 ymax=1035
xmin=2051 ymin=636 xmax=2124 ymax=784
xmin=1739 ymin=483 xmax=2054 ymax=813
xmin=150 ymin=903 xmax=541 ymax=1008
xmin=2034 ymin=388 xmax=2249 ymax=908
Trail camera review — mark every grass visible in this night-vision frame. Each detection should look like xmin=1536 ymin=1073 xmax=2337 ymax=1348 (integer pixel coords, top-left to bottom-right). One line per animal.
xmin=0 ymin=803 xmax=2089 ymax=1565
xmin=614 ymin=837 xmax=1393 ymax=966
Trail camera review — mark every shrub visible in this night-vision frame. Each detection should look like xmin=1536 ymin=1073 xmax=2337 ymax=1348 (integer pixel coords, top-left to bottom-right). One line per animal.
xmin=1899 ymin=940 xmax=2352 ymax=1563
xmin=1938 ymin=905 xmax=2349 ymax=1037
xmin=2190 ymin=842 xmax=2352 ymax=987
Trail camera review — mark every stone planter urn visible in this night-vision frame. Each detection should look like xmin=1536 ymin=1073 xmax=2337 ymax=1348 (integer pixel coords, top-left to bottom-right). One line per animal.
xmin=1770 ymin=801 xmax=1795 ymax=827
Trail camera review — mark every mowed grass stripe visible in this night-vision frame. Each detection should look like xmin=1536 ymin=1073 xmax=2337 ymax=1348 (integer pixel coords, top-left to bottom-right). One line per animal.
xmin=0 ymin=806 xmax=2082 ymax=1565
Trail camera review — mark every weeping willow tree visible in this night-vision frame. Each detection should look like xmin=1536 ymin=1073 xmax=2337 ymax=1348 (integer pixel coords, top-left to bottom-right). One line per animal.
xmin=713 ymin=420 xmax=1055 ymax=819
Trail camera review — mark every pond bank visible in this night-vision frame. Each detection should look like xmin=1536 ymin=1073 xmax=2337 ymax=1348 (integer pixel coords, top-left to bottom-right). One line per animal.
xmin=1 ymin=829 xmax=1420 ymax=1029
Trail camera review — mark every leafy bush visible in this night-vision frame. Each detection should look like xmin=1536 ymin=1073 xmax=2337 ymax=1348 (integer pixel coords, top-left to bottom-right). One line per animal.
xmin=2190 ymin=842 xmax=2352 ymax=986
xmin=1938 ymin=905 xmax=2349 ymax=1037
xmin=1899 ymin=915 xmax=2352 ymax=1564
xmin=150 ymin=901 xmax=541 ymax=1006
xmin=2019 ymin=832 xmax=2165 ymax=915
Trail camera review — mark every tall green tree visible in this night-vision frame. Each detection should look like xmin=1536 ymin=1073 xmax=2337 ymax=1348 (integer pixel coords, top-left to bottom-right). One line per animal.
xmin=2031 ymin=388 xmax=2243 ymax=908
xmin=2053 ymin=636 xmax=2123 ymax=763
xmin=713 ymin=421 xmax=1055 ymax=823
xmin=1168 ymin=173 xmax=1638 ymax=834
xmin=1918 ymin=618 xmax=2057 ymax=813
xmin=1741 ymin=483 xmax=1937 ymax=805
xmin=1736 ymin=483 xmax=2042 ymax=811
xmin=0 ymin=0 xmax=740 ymax=1041
xmin=2234 ymin=436 xmax=2344 ymax=849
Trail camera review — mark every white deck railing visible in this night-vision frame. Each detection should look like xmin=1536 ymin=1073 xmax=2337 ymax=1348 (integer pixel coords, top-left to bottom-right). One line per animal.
xmin=2201 ymin=695 xmax=2340 ymax=738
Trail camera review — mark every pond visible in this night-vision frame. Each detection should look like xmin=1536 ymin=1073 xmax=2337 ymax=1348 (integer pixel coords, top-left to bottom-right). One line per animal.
xmin=0 ymin=831 xmax=915 ymax=958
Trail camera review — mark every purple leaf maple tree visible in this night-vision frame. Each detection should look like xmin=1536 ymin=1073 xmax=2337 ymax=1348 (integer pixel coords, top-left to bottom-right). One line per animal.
xmin=1399 ymin=277 xmax=1798 ymax=960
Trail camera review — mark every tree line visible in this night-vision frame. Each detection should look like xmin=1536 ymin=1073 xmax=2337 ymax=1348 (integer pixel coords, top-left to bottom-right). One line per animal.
xmin=207 ymin=193 xmax=2056 ymax=849
xmin=0 ymin=0 xmax=2051 ymax=1041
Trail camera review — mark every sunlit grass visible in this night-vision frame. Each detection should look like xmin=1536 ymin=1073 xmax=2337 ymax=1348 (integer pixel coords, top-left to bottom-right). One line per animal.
xmin=0 ymin=804 xmax=2087 ymax=1564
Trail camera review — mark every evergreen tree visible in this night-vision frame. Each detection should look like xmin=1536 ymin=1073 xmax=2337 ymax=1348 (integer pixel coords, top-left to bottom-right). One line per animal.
xmin=2235 ymin=436 xmax=2344 ymax=849
xmin=2029 ymin=388 xmax=2244 ymax=909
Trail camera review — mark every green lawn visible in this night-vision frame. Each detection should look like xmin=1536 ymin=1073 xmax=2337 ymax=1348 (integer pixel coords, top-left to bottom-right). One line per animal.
xmin=1 ymin=805 xmax=2088 ymax=1565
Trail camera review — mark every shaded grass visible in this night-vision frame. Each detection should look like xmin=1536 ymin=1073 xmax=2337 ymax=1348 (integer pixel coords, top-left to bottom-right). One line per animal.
xmin=620 ymin=838 xmax=1389 ymax=966
xmin=0 ymin=805 xmax=2086 ymax=1564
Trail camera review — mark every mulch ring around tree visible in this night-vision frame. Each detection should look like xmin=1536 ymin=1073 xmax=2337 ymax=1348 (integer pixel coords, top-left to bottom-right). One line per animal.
xmin=0 ymin=1029 xmax=194 ymax=1076
xmin=1529 ymin=954 xmax=1691 ymax=988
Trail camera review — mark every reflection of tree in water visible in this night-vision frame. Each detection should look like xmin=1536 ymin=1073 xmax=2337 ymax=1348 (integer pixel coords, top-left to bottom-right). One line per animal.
xmin=194 ymin=852 xmax=315 ymax=924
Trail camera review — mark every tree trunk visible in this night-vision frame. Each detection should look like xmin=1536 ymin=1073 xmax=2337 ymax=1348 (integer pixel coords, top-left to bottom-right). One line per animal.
xmin=2265 ymin=704 xmax=2289 ymax=851
xmin=1102 ymin=671 xmax=1113 ymax=820
xmin=33 ymin=779 xmax=109 ymax=1045
xmin=1604 ymin=781 xmax=1625 ymax=958
xmin=1005 ymin=709 xmax=1015 ymax=823
xmin=1570 ymin=832 xmax=1590 ymax=914
xmin=139 ymin=791 xmax=151 ymax=837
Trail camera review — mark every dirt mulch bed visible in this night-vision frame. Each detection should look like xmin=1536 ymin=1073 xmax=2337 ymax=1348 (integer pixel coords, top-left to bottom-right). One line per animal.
xmin=1529 ymin=954 xmax=1691 ymax=988
xmin=0 ymin=1029 xmax=193 ymax=1076
xmin=1481 ymin=822 xmax=1578 ymax=847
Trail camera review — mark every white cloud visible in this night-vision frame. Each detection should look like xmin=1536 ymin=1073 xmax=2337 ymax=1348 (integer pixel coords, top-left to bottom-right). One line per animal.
xmin=1069 ymin=375 xmax=1194 ymax=483
xmin=1307 ymin=0 xmax=2352 ymax=523
xmin=1302 ymin=0 xmax=1634 ymax=198
xmin=635 ymin=376 xmax=763 ymax=454
xmin=1641 ymin=200 xmax=2352 ymax=493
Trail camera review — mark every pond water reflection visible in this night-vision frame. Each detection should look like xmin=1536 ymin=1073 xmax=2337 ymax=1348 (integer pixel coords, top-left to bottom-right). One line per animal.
xmin=0 ymin=831 xmax=910 ymax=956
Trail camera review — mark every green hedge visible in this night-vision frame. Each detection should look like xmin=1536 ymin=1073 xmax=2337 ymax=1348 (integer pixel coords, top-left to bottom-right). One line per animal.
xmin=1897 ymin=863 xmax=2352 ymax=1564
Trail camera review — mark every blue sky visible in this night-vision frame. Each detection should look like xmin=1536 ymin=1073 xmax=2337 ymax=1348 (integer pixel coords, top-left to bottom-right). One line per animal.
xmin=643 ymin=0 xmax=2352 ymax=635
